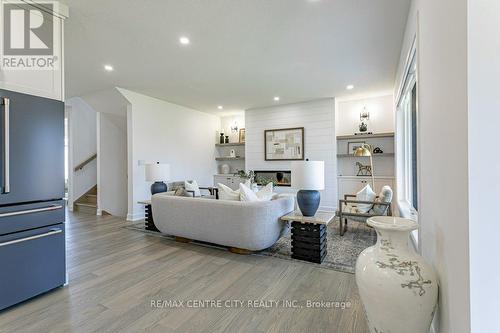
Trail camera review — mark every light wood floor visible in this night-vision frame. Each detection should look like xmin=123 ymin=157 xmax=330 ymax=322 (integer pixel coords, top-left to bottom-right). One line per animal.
xmin=0 ymin=211 xmax=369 ymax=333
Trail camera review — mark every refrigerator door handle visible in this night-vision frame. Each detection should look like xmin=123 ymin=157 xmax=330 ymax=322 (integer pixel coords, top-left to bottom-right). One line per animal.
xmin=0 ymin=204 xmax=63 ymax=218
xmin=0 ymin=228 xmax=62 ymax=247
xmin=1 ymin=97 xmax=9 ymax=194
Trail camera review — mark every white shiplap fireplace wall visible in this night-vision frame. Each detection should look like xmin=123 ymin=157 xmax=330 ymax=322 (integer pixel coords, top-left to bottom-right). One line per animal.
xmin=245 ymin=99 xmax=337 ymax=211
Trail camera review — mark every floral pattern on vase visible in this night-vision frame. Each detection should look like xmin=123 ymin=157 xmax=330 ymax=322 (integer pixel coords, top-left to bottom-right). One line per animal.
xmin=356 ymin=216 xmax=438 ymax=333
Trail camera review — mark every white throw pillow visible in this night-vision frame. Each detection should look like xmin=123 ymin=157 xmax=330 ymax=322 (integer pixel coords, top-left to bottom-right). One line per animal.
xmin=356 ymin=184 xmax=376 ymax=213
xmin=256 ymin=182 xmax=274 ymax=201
xmin=239 ymin=183 xmax=259 ymax=201
xmin=218 ymin=183 xmax=240 ymax=201
xmin=184 ymin=180 xmax=201 ymax=197
xmin=239 ymin=182 xmax=274 ymax=202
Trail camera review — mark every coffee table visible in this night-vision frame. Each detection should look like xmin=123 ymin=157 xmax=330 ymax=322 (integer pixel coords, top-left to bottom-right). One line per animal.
xmin=280 ymin=210 xmax=335 ymax=264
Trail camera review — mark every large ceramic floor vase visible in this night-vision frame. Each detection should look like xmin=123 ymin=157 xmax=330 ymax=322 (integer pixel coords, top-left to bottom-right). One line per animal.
xmin=356 ymin=217 xmax=438 ymax=333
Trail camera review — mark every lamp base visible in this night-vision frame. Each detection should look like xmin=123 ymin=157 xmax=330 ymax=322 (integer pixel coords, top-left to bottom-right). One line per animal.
xmin=297 ymin=190 xmax=320 ymax=217
xmin=151 ymin=181 xmax=168 ymax=195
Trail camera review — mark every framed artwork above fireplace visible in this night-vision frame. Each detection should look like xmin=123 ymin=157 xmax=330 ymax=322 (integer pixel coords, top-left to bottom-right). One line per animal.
xmin=264 ymin=127 xmax=304 ymax=161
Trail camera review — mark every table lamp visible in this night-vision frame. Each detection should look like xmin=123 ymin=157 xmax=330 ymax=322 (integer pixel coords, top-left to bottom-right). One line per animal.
xmin=145 ymin=162 xmax=171 ymax=195
xmin=291 ymin=160 xmax=325 ymax=216
xmin=354 ymin=144 xmax=375 ymax=188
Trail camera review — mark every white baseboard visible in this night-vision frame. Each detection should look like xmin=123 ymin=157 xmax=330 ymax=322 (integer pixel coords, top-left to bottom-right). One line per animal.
xmin=127 ymin=212 xmax=144 ymax=221
xmin=319 ymin=205 xmax=337 ymax=213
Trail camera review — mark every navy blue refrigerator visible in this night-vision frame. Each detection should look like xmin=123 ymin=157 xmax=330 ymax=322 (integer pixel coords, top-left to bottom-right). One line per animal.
xmin=0 ymin=89 xmax=65 ymax=310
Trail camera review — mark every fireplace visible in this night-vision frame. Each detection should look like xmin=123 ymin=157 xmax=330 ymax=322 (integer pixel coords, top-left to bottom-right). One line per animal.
xmin=253 ymin=170 xmax=291 ymax=187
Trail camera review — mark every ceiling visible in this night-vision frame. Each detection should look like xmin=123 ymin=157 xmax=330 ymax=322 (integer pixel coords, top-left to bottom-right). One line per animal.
xmin=62 ymin=0 xmax=410 ymax=115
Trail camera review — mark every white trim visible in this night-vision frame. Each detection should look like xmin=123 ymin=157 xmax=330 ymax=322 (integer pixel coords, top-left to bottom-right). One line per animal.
xmin=127 ymin=212 xmax=144 ymax=222
xmin=395 ymin=36 xmax=417 ymax=106
xmin=319 ymin=205 xmax=337 ymax=213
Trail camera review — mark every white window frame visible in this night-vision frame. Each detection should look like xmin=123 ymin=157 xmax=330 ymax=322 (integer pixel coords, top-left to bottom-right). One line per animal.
xmin=395 ymin=40 xmax=419 ymax=248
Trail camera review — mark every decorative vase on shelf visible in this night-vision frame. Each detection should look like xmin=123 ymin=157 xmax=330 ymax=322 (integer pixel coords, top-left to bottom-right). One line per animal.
xmin=356 ymin=216 xmax=438 ymax=333
xmin=219 ymin=133 xmax=225 ymax=144
xmin=359 ymin=121 xmax=368 ymax=132
xmin=220 ymin=164 xmax=230 ymax=174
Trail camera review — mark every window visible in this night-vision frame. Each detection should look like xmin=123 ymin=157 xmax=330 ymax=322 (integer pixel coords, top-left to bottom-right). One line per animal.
xmin=397 ymin=49 xmax=418 ymax=212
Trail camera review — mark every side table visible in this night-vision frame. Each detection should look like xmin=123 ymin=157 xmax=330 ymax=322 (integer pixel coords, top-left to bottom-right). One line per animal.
xmin=137 ymin=200 xmax=159 ymax=232
xmin=280 ymin=210 xmax=335 ymax=264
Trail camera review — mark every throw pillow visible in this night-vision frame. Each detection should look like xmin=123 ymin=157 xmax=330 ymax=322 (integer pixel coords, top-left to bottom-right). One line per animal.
xmin=218 ymin=183 xmax=240 ymax=201
xmin=184 ymin=180 xmax=201 ymax=197
xmin=239 ymin=182 xmax=259 ymax=201
xmin=356 ymin=184 xmax=376 ymax=213
xmin=239 ymin=182 xmax=274 ymax=202
xmin=256 ymin=182 xmax=274 ymax=201
xmin=174 ymin=187 xmax=190 ymax=197
xmin=372 ymin=186 xmax=393 ymax=215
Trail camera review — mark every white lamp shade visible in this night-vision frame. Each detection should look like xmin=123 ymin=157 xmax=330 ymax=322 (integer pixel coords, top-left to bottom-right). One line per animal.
xmin=145 ymin=163 xmax=171 ymax=182
xmin=291 ymin=161 xmax=325 ymax=190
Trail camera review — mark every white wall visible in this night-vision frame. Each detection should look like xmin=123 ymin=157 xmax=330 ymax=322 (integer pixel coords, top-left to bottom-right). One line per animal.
xmin=97 ymin=112 xmax=128 ymax=217
xmin=220 ymin=114 xmax=245 ymax=144
xmin=467 ymin=1 xmax=500 ymax=331
xmin=336 ymin=94 xmax=394 ymax=136
xmin=118 ymin=88 xmax=220 ymax=221
xmin=80 ymin=88 xmax=129 ymax=217
xmin=245 ymin=99 xmax=336 ymax=211
xmin=66 ymin=97 xmax=97 ymax=209
xmin=396 ymin=1 xmax=470 ymax=332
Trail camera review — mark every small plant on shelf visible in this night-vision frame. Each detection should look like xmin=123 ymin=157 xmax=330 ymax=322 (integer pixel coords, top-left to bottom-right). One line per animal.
xmin=237 ymin=170 xmax=255 ymax=183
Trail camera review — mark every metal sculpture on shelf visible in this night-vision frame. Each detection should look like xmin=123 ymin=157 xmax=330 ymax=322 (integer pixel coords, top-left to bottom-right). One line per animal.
xmin=356 ymin=162 xmax=372 ymax=176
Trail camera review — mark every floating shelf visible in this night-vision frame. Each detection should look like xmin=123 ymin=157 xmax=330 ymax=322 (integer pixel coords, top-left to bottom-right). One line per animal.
xmin=215 ymin=143 xmax=245 ymax=147
xmin=336 ymin=132 xmax=394 ymax=140
xmin=215 ymin=157 xmax=245 ymax=161
xmin=337 ymin=153 xmax=394 ymax=158
xmin=337 ymin=175 xmax=395 ymax=179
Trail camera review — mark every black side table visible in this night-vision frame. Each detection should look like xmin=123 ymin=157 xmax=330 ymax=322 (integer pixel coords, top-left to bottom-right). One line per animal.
xmin=138 ymin=200 xmax=159 ymax=232
xmin=281 ymin=211 xmax=335 ymax=264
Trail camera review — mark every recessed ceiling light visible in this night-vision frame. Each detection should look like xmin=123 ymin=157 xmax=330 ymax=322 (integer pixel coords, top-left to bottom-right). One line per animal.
xmin=179 ymin=37 xmax=190 ymax=45
xmin=217 ymin=105 xmax=223 ymax=110
xmin=104 ymin=65 xmax=113 ymax=71
xmin=346 ymin=85 xmax=354 ymax=90
xmin=274 ymin=96 xmax=280 ymax=101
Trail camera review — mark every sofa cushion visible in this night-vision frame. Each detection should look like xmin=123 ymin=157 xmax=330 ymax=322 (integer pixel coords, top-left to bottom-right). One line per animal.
xmin=356 ymin=184 xmax=376 ymax=213
xmin=218 ymin=183 xmax=240 ymax=201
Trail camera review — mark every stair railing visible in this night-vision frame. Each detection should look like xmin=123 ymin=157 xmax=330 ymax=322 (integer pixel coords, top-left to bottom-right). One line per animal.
xmin=74 ymin=153 xmax=97 ymax=172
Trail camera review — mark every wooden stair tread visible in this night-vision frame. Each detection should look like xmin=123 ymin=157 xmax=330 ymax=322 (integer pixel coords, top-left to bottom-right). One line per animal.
xmin=75 ymin=202 xmax=97 ymax=208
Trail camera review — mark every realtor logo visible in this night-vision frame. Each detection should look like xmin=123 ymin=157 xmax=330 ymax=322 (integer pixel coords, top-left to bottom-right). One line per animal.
xmin=1 ymin=1 xmax=57 ymax=70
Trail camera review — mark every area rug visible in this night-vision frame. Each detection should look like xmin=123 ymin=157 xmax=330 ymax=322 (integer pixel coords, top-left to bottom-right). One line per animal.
xmin=124 ymin=219 xmax=376 ymax=274
xmin=258 ymin=220 xmax=376 ymax=274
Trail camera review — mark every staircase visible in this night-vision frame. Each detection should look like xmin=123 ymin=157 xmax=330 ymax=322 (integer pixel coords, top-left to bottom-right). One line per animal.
xmin=74 ymin=186 xmax=97 ymax=215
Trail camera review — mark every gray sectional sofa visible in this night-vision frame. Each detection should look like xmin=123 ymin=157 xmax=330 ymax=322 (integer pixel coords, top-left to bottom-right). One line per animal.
xmin=151 ymin=194 xmax=294 ymax=251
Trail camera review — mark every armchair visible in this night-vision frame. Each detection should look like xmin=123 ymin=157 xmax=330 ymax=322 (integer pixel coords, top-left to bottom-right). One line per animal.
xmin=337 ymin=186 xmax=393 ymax=236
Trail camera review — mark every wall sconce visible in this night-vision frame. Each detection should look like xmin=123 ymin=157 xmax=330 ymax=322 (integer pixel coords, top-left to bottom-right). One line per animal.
xmin=360 ymin=107 xmax=370 ymax=122
xmin=231 ymin=121 xmax=239 ymax=133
